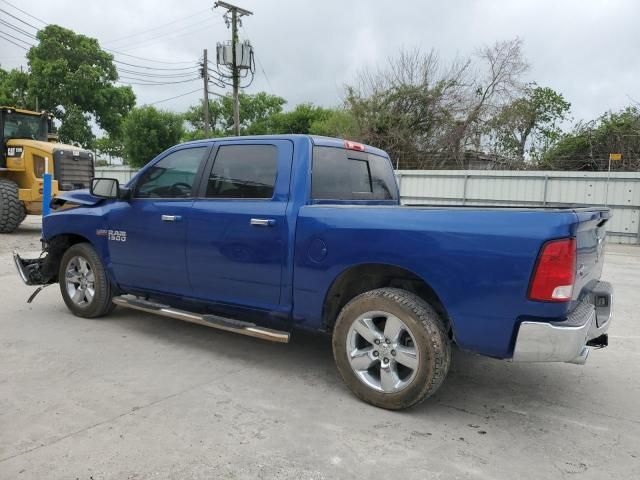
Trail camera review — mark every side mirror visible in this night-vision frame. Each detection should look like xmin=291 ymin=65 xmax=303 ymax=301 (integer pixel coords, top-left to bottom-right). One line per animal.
xmin=90 ymin=178 xmax=120 ymax=199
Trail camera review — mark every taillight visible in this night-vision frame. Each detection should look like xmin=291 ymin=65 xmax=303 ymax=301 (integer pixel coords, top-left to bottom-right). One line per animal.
xmin=528 ymin=238 xmax=576 ymax=302
xmin=344 ymin=140 xmax=365 ymax=151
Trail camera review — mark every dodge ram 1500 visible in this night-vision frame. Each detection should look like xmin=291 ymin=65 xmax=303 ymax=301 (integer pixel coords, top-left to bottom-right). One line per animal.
xmin=14 ymin=135 xmax=613 ymax=410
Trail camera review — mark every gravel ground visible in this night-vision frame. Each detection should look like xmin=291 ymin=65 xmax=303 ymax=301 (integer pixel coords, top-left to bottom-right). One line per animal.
xmin=0 ymin=216 xmax=638 ymax=479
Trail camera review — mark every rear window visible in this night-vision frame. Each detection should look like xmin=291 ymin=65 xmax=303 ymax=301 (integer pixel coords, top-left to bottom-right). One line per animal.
xmin=311 ymin=146 xmax=398 ymax=200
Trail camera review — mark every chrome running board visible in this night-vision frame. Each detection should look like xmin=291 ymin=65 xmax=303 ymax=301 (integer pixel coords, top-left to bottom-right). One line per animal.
xmin=112 ymin=295 xmax=290 ymax=343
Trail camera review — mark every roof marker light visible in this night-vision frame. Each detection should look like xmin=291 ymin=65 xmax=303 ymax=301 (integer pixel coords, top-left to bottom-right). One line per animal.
xmin=344 ymin=140 xmax=365 ymax=152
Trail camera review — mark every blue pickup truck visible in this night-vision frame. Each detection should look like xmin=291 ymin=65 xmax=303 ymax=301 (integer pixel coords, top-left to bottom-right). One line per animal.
xmin=14 ymin=135 xmax=613 ymax=410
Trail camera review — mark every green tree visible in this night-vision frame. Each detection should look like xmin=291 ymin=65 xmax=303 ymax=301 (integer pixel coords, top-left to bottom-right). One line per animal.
xmin=183 ymin=92 xmax=285 ymax=138
xmin=0 ymin=67 xmax=32 ymax=108
xmin=95 ymin=135 xmax=125 ymax=164
xmin=489 ymin=85 xmax=571 ymax=160
xmin=541 ymin=106 xmax=640 ymax=170
xmin=258 ymin=103 xmax=332 ymax=134
xmin=26 ymin=25 xmax=135 ymax=147
xmin=309 ymin=109 xmax=359 ymax=139
xmin=123 ymin=106 xmax=184 ymax=168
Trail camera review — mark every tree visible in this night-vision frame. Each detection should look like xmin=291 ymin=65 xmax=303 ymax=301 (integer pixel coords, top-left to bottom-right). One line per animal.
xmin=0 ymin=67 xmax=32 ymax=108
xmin=444 ymin=38 xmax=528 ymax=164
xmin=183 ymin=92 xmax=285 ymax=138
xmin=26 ymin=25 xmax=135 ymax=147
xmin=341 ymin=40 xmax=528 ymax=168
xmin=309 ymin=109 xmax=359 ymax=139
xmin=541 ymin=106 xmax=640 ymax=170
xmin=123 ymin=106 xmax=184 ymax=168
xmin=260 ymin=103 xmax=332 ymax=134
xmin=489 ymin=85 xmax=571 ymax=160
xmin=95 ymin=135 xmax=125 ymax=165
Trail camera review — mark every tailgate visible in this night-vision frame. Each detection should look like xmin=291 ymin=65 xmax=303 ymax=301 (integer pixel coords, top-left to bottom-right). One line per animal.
xmin=573 ymin=208 xmax=609 ymax=301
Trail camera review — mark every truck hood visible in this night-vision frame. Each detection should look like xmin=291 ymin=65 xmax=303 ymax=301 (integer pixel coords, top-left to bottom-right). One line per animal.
xmin=51 ymin=188 xmax=103 ymax=209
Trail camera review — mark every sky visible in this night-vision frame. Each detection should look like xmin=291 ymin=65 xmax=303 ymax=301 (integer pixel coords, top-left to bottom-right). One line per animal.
xmin=1 ymin=0 xmax=639 ymax=125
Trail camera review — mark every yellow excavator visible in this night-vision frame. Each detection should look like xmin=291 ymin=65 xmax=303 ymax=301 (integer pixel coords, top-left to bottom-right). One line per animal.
xmin=0 ymin=106 xmax=95 ymax=233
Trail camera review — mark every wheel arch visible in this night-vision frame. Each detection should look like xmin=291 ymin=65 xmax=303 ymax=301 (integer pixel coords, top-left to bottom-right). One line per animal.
xmin=43 ymin=233 xmax=96 ymax=282
xmin=321 ymin=263 xmax=452 ymax=336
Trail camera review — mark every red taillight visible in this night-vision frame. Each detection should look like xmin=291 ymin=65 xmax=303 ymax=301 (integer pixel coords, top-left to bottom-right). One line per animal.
xmin=528 ymin=238 xmax=576 ymax=302
xmin=344 ymin=140 xmax=365 ymax=151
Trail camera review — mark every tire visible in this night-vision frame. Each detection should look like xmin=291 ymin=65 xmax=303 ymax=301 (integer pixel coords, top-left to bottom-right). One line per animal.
xmin=59 ymin=242 xmax=116 ymax=318
xmin=0 ymin=179 xmax=26 ymax=233
xmin=332 ymin=288 xmax=451 ymax=410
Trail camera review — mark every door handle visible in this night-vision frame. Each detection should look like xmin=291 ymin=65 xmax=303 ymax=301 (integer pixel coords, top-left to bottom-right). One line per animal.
xmin=250 ymin=218 xmax=275 ymax=227
xmin=161 ymin=215 xmax=182 ymax=222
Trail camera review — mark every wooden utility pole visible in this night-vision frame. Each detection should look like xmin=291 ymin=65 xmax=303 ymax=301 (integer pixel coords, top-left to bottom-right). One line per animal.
xmin=214 ymin=1 xmax=253 ymax=136
xmin=231 ymin=9 xmax=239 ymax=136
xmin=202 ymin=48 xmax=210 ymax=136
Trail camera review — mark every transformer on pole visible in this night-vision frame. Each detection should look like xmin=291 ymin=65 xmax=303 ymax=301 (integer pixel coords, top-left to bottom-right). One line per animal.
xmin=213 ymin=1 xmax=254 ymax=136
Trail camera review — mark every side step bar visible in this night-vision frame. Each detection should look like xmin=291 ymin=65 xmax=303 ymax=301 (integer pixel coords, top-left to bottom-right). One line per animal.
xmin=112 ymin=295 xmax=290 ymax=343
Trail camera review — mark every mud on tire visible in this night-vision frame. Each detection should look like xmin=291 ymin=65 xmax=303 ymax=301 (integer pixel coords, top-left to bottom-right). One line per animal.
xmin=332 ymin=288 xmax=451 ymax=410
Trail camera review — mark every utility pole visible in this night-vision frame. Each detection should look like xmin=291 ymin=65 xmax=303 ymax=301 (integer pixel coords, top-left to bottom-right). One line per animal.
xmin=214 ymin=1 xmax=253 ymax=136
xmin=231 ymin=9 xmax=239 ymax=136
xmin=202 ymin=49 xmax=210 ymax=136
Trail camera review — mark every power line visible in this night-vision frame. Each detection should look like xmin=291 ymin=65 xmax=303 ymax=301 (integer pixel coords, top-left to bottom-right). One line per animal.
xmin=112 ymin=59 xmax=198 ymax=71
xmin=104 ymin=49 xmax=197 ymax=65
xmin=116 ymin=77 xmax=201 ymax=86
xmin=0 ymin=8 xmax=40 ymax=31
xmin=103 ymin=8 xmax=212 ymax=45
xmin=0 ymin=19 xmax=37 ymax=39
xmin=113 ymin=20 xmax=224 ymax=53
xmin=0 ymin=28 xmax=34 ymax=46
xmin=117 ymin=68 xmax=199 ymax=79
xmin=148 ymin=88 xmax=202 ymax=105
xmin=0 ymin=0 xmax=47 ymax=26
xmin=242 ymin=25 xmax=275 ymax=95
xmin=0 ymin=31 xmax=28 ymax=49
xmin=0 ymin=2 xmax=200 ymax=67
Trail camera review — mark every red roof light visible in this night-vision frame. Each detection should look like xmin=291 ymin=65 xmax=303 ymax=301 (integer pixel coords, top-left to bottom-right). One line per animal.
xmin=344 ymin=140 xmax=365 ymax=152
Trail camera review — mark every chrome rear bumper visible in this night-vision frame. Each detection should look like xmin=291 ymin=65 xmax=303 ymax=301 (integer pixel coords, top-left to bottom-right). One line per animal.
xmin=513 ymin=281 xmax=613 ymax=364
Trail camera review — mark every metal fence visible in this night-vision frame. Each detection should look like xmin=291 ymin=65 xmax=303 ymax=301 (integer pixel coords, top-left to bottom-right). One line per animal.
xmin=397 ymin=170 xmax=640 ymax=244
xmin=95 ymin=166 xmax=640 ymax=245
xmin=94 ymin=166 xmax=137 ymax=184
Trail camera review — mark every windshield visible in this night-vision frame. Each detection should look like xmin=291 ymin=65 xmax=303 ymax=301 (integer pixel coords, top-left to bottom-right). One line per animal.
xmin=3 ymin=112 xmax=47 ymax=141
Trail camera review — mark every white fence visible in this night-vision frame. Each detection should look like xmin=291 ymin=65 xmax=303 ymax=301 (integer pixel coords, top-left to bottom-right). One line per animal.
xmin=95 ymin=166 xmax=640 ymax=245
xmin=397 ymin=170 xmax=640 ymax=245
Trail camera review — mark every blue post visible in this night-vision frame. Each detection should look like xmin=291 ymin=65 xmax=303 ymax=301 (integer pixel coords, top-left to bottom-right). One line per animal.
xmin=42 ymin=157 xmax=52 ymax=216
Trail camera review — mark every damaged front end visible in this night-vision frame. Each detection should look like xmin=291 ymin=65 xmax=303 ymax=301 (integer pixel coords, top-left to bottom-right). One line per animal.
xmin=13 ymin=250 xmax=57 ymax=302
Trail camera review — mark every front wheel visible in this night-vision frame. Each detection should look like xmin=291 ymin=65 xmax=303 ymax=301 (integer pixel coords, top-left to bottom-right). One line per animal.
xmin=332 ymin=288 xmax=451 ymax=410
xmin=59 ymin=243 xmax=116 ymax=318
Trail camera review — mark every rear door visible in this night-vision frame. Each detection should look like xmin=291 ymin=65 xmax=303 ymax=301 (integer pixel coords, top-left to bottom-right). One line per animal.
xmin=107 ymin=145 xmax=210 ymax=295
xmin=186 ymin=140 xmax=293 ymax=310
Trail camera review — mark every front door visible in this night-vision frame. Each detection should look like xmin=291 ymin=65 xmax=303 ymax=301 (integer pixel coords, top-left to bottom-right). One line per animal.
xmin=107 ymin=145 xmax=210 ymax=296
xmin=187 ymin=140 xmax=293 ymax=310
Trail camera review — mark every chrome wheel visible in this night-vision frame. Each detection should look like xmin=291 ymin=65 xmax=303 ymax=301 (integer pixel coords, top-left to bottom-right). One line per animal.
xmin=64 ymin=255 xmax=95 ymax=307
xmin=346 ymin=310 xmax=420 ymax=393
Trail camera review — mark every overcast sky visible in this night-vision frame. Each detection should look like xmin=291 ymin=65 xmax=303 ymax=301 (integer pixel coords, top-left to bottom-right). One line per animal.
xmin=1 ymin=0 xmax=639 ymax=124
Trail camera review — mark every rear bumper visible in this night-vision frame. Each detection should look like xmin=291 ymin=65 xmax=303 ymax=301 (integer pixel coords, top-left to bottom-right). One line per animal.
xmin=512 ymin=281 xmax=613 ymax=364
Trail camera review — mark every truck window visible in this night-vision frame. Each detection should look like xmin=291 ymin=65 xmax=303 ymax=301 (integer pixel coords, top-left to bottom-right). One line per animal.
xmin=311 ymin=146 xmax=398 ymax=200
xmin=134 ymin=147 xmax=206 ymax=199
xmin=205 ymin=145 xmax=277 ymax=199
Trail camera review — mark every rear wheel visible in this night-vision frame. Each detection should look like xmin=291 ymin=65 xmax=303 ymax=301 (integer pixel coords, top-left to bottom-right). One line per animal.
xmin=0 ymin=179 xmax=26 ymax=233
xmin=59 ymin=243 xmax=116 ymax=318
xmin=332 ymin=288 xmax=450 ymax=410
